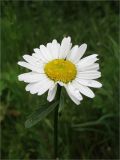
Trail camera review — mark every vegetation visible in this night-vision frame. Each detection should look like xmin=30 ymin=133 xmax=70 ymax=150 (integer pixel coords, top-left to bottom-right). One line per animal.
xmin=1 ymin=1 xmax=119 ymax=159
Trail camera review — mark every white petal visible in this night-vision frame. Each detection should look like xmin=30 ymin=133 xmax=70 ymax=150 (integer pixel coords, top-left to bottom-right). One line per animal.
xmin=46 ymin=40 xmax=60 ymax=59
xmin=25 ymin=76 xmax=48 ymax=92
xmin=18 ymin=61 xmax=44 ymax=73
xmin=46 ymin=43 xmax=54 ymax=59
xmin=23 ymin=54 xmax=36 ymax=63
xmin=25 ymin=82 xmax=43 ymax=94
xmin=34 ymin=47 xmax=48 ymax=62
xmin=77 ymin=54 xmax=98 ymax=68
xmin=77 ymin=71 xmax=101 ymax=79
xmin=68 ymin=44 xmax=87 ymax=63
xmin=32 ymin=52 xmax=46 ymax=63
xmin=18 ymin=72 xmax=46 ymax=83
xmin=47 ymin=84 xmax=57 ymax=102
xmin=65 ymin=85 xmax=81 ymax=105
xmin=77 ymin=43 xmax=87 ymax=59
xmin=73 ymin=80 xmax=95 ymax=98
xmin=78 ymin=63 xmax=99 ymax=71
xmin=78 ymin=70 xmax=101 ymax=74
xmin=59 ymin=37 xmax=71 ymax=59
xmin=75 ymin=78 xmax=102 ymax=88
xmin=25 ymin=83 xmax=39 ymax=94
xmin=33 ymin=48 xmax=46 ymax=62
xmin=67 ymin=45 xmax=78 ymax=61
xmin=23 ymin=55 xmax=41 ymax=66
xmin=25 ymin=77 xmax=53 ymax=95
xmin=40 ymin=45 xmax=52 ymax=61
xmin=38 ymin=80 xmax=54 ymax=95
xmin=32 ymin=53 xmax=40 ymax=59
xmin=68 ymin=83 xmax=83 ymax=101
xmin=34 ymin=48 xmax=41 ymax=54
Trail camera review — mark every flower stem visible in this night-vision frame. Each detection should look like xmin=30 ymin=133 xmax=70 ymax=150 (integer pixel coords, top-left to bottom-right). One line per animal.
xmin=54 ymin=85 xmax=61 ymax=159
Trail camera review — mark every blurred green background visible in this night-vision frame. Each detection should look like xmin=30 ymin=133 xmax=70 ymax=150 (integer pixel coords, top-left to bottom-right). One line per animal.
xmin=1 ymin=0 xmax=119 ymax=159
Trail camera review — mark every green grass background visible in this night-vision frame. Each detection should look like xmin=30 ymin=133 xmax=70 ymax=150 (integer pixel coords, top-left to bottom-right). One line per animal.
xmin=1 ymin=1 xmax=119 ymax=159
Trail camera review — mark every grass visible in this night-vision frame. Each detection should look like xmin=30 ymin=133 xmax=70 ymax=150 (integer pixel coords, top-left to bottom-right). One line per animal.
xmin=1 ymin=1 xmax=119 ymax=159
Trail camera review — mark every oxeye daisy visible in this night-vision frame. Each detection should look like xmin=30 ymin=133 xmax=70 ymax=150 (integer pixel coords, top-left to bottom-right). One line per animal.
xmin=18 ymin=37 xmax=102 ymax=105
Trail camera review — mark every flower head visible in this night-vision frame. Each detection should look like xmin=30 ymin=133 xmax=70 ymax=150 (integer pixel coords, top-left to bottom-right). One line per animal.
xmin=18 ymin=37 xmax=102 ymax=105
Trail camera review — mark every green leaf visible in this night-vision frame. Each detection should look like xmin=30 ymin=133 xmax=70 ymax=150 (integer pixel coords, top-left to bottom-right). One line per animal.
xmin=72 ymin=114 xmax=114 ymax=128
xmin=25 ymin=101 xmax=58 ymax=128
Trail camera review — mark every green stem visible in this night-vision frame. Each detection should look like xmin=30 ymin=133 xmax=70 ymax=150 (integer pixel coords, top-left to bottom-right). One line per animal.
xmin=54 ymin=85 xmax=61 ymax=159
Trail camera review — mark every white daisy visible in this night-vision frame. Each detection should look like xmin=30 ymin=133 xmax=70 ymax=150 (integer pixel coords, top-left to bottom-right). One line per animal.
xmin=18 ymin=37 xmax=102 ymax=105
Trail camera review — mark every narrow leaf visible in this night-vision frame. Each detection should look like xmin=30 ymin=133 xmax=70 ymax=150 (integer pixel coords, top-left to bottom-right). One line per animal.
xmin=25 ymin=101 xmax=58 ymax=128
xmin=72 ymin=114 xmax=114 ymax=128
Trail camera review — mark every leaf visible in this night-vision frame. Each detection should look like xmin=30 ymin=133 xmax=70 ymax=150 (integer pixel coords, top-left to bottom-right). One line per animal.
xmin=72 ymin=114 xmax=114 ymax=128
xmin=25 ymin=101 xmax=58 ymax=128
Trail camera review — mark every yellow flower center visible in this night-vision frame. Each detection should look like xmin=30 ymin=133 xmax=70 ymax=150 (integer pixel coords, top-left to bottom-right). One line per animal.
xmin=44 ymin=59 xmax=77 ymax=83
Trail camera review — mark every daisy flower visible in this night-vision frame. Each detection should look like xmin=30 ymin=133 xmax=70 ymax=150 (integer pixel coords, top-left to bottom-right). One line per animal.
xmin=18 ymin=37 xmax=102 ymax=105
